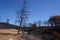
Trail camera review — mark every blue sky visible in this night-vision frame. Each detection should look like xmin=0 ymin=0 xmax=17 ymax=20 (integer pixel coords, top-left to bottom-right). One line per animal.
xmin=0 ymin=0 xmax=60 ymax=24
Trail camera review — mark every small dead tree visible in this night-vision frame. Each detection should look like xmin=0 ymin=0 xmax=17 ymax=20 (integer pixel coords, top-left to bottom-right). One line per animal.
xmin=0 ymin=16 xmax=1 ymax=22
xmin=6 ymin=18 xmax=9 ymax=23
xmin=38 ymin=20 xmax=41 ymax=27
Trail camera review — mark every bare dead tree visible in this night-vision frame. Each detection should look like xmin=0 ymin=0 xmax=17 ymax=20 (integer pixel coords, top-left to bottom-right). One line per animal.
xmin=0 ymin=16 xmax=1 ymax=22
xmin=16 ymin=0 xmax=29 ymax=35
xmin=6 ymin=18 xmax=9 ymax=23
xmin=38 ymin=20 xmax=41 ymax=27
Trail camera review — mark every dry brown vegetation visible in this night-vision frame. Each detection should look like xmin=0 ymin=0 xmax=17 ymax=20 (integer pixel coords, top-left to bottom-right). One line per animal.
xmin=0 ymin=29 xmax=18 ymax=34
xmin=0 ymin=29 xmax=43 ymax=40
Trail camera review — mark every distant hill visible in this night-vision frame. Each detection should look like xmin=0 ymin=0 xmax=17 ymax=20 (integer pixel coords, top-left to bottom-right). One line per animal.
xmin=0 ymin=22 xmax=18 ymax=29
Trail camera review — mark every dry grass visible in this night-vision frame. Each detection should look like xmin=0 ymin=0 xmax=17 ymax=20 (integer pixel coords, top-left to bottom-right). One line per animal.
xmin=0 ymin=29 xmax=43 ymax=40
xmin=0 ymin=29 xmax=25 ymax=40
xmin=0 ymin=29 xmax=18 ymax=34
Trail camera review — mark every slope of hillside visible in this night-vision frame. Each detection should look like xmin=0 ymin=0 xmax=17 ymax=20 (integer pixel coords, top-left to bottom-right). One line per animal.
xmin=0 ymin=22 xmax=18 ymax=29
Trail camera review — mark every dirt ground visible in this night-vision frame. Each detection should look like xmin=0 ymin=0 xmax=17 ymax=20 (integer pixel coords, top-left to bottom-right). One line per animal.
xmin=0 ymin=29 xmax=18 ymax=34
xmin=0 ymin=29 xmax=42 ymax=40
xmin=0 ymin=29 xmax=25 ymax=40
